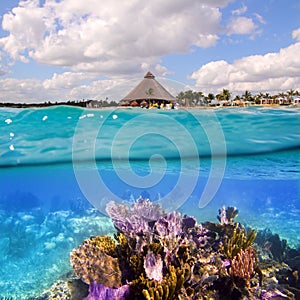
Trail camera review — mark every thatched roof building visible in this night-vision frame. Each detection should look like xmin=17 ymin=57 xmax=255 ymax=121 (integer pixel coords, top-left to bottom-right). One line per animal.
xmin=119 ymin=71 xmax=176 ymax=107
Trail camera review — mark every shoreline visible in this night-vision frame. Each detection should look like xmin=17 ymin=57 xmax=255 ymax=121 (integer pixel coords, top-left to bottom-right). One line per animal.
xmin=0 ymin=103 xmax=298 ymax=110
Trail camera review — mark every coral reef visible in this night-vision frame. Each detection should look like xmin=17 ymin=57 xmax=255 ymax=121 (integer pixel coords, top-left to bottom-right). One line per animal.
xmin=31 ymin=278 xmax=88 ymax=300
xmin=140 ymin=266 xmax=185 ymax=300
xmin=222 ymin=224 xmax=257 ymax=259
xmin=70 ymin=235 xmax=121 ymax=286
xmin=144 ymin=251 xmax=163 ymax=281
xmin=255 ymin=228 xmax=289 ymax=262
xmin=217 ymin=205 xmax=239 ymax=225
xmin=83 ymin=282 xmax=130 ymax=300
xmin=68 ymin=199 xmax=297 ymax=299
xmin=229 ymin=247 xmax=257 ymax=283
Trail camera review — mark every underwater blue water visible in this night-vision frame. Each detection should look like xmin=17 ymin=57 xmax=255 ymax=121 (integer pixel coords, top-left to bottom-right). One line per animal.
xmin=0 ymin=106 xmax=299 ymax=298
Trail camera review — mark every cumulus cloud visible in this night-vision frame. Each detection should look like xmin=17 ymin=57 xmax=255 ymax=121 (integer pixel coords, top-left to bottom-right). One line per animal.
xmin=0 ymin=69 xmax=186 ymax=103
xmin=43 ymin=72 xmax=97 ymax=90
xmin=0 ymin=53 xmax=8 ymax=76
xmin=227 ymin=16 xmax=257 ymax=35
xmin=0 ymin=78 xmax=44 ymax=102
xmin=190 ymin=32 xmax=300 ymax=95
xmin=0 ymin=75 xmax=126 ymax=103
xmin=0 ymin=0 xmax=231 ymax=76
xmin=292 ymin=28 xmax=300 ymax=41
xmin=2 ymin=0 xmax=294 ymax=103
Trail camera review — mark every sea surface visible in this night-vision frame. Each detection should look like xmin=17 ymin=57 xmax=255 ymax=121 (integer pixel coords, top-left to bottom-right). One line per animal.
xmin=0 ymin=106 xmax=299 ymax=298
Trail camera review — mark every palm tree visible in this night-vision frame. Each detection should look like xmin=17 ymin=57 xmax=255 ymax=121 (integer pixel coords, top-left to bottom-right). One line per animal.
xmin=287 ymin=89 xmax=296 ymax=103
xmin=195 ymin=91 xmax=204 ymax=106
xmin=216 ymin=89 xmax=231 ymax=104
xmin=242 ymin=90 xmax=252 ymax=102
xmin=179 ymin=90 xmax=207 ymax=106
xmin=205 ymin=93 xmax=215 ymax=106
xmin=207 ymin=93 xmax=215 ymax=101
xmin=222 ymin=89 xmax=231 ymax=101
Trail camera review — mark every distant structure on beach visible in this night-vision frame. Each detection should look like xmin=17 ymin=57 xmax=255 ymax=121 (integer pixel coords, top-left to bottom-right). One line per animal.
xmin=119 ymin=71 xmax=176 ymax=108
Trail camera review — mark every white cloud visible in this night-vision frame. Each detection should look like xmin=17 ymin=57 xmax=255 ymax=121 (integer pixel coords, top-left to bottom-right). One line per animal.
xmin=0 ymin=53 xmax=8 ymax=76
xmin=227 ymin=16 xmax=257 ymax=35
xmin=0 ymin=69 xmax=184 ymax=103
xmin=292 ymin=28 xmax=300 ymax=41
xmin=1 ymin=0 xmax=46 ymax=62
xmin=0 ymin=78 xmax=44 ymax=102
xmin=254 ymin=13 xmax=266 ymax=25
xmin=0 ymin=70 xmax=155 ymax=103
xmin=231 ymin=4 xmax=247 ymax=16
xmin=190 ymin=36 xmax=300 ymax=95
xmin=0 ymin=0 xmax=230 ymax=76
xmin=43 ymin=72 xmax=97 ymax=90
xmin=1 ymin=0 xmax=294 ymax=102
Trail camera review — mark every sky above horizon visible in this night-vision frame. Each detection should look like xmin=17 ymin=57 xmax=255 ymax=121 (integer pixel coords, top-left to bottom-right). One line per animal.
xmin=0 ymin=0 xmax=300 ymax=103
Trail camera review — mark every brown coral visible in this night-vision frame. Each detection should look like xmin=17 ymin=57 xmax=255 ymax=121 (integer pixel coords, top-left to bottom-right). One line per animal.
xmin=70 ymin=235 xmax=122 ymax=287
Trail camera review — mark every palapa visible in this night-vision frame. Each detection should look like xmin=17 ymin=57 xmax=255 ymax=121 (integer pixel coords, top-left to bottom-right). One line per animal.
xmin=119 ymin=71 xmax=176 ymax=107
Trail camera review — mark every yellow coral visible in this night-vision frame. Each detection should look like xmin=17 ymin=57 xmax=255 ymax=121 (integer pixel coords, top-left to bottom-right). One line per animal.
xmin=137 ymin=265 xmax=185 ymax=300
xmin=129 ymin=253 xmax=144 ymax=275
xmin=223 ymin=224 xmax=257 ymax=259
xmin=86 ymin=235 xmax=117 ymax=256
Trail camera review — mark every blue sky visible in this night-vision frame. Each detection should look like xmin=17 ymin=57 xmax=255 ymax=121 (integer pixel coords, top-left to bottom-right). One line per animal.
xmin=0 ymin=0 xmax=300 ymax=103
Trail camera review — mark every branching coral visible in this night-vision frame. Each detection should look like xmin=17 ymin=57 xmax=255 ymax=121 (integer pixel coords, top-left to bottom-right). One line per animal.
xmin=223 ymin=224 xmax=257 ymax=259
xmin=74 ymin=199 xmax=210 ymax=298
xmin=140 ymin=266 xmax=185 ymax=300
xmin=217 ymin=206 xmax=239 ymax=225
xmin=229 ymin=247 xmax=257 ymax=283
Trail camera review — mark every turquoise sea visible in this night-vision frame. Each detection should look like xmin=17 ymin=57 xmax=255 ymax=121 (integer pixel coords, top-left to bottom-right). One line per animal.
xmin=0 ymin=106 xmax=299 ymax=298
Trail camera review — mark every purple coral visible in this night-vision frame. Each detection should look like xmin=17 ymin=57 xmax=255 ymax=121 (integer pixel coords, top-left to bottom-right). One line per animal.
xmin=192 ymin=224 xmax=211 ymax=248
xmin=260 ymin=289 xmax=288 ymax=299
xmin=84 ymin=282 xmax=130 ymax=300
xmin=155 ymin=211 xmax=182 ymax=238
xmin=106 ymin=198 xmax=165 ymax=236
xmin=218 ymin=206 xmax=227 ymax=225
xmin=144 ymin=251 xmax=163 ymax=281
xmin=182 ymin=215 xmax=196 ymax=230
xmin=217 ymin=206 xmax=238 ymax=225
xmin=131 ymin=197 xmax=165 ymax=221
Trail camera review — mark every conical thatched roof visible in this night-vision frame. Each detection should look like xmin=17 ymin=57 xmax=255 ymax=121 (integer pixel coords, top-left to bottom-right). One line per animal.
xmin=120 ymin=71 xmax=176 ymax=104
